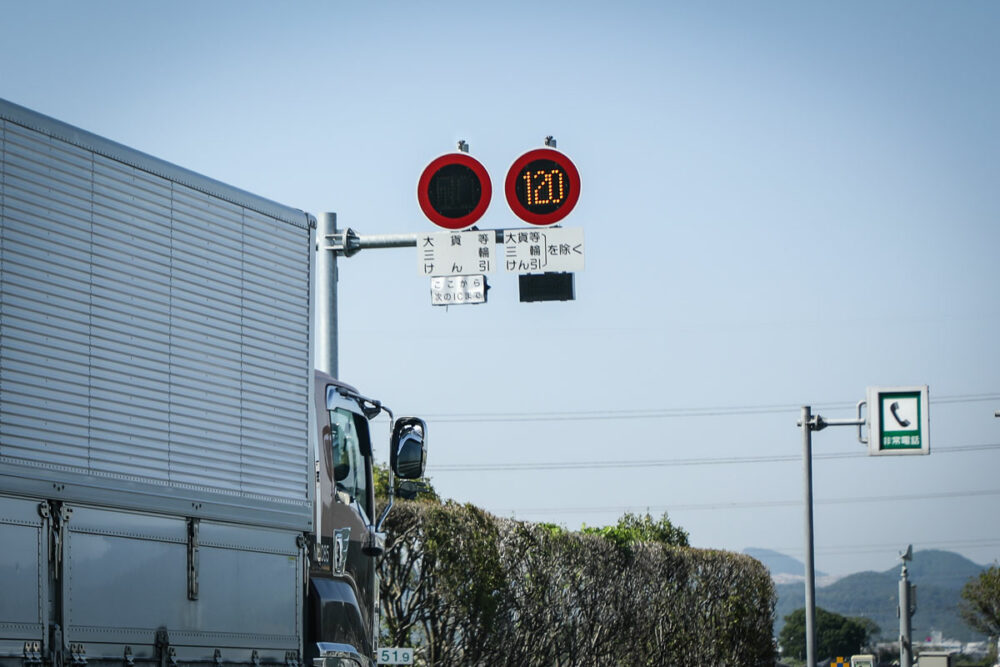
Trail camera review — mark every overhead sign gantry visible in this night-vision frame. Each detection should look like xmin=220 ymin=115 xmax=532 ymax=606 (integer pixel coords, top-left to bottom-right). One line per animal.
xmin=415 ymin=137 xmax=584 ymax=305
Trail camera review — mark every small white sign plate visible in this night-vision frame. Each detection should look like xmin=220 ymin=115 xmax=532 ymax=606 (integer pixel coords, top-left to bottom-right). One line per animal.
xmin=377 ymin=647 xmax=414 ymax=665
xmin=418 ymin=230 xmax=495 ymax=277
xmin=429 ymin=275 xmax=487 ymax=306
xmin=502 ymin=226 xmax=584 ymax=274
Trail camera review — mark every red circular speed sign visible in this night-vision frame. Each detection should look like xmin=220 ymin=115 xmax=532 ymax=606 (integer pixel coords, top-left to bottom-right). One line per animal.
xmin=505 ymin=148 xmax=580 ymax=226
xmin=417 ymin=153 xmax=492 ymax=230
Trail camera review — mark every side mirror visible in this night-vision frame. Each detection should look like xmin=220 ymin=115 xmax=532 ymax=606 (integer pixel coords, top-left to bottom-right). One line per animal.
xmin=390 ymin=417 xmax=427 ymax=480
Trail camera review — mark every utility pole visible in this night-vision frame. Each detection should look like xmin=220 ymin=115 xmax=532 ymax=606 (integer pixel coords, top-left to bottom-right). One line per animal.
xmin=316 ymin=212 xmax=339 ymax=378
xmin=801 ymin=407 xmax=818 ymax=667
xmin=798 ymin=403 xmax=867 ymax=667
xmin=899 ymin=545 xmax=916 ymax=667
xmin=315 ymin=213 xmax=418 ymax=378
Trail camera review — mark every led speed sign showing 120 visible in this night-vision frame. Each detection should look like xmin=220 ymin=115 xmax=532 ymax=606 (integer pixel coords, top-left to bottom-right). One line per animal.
xmin=505 ymin=147 xmax=580 ymax=226
xmin=418 ymin=153 xmax=492 ymax=230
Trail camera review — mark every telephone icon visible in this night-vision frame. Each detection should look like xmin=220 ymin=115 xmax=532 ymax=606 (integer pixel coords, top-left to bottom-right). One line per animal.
xmin=889 ymin=401 xmax=911 ymax=428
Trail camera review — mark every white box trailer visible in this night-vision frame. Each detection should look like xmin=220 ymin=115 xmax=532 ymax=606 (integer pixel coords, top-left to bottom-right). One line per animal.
xmin=1 ymin=98 xmax=317 ymax=667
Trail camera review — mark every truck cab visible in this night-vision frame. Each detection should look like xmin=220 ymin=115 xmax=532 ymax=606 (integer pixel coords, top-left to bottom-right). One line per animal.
xmin=308 ymin=372 xmax=425 ymax=667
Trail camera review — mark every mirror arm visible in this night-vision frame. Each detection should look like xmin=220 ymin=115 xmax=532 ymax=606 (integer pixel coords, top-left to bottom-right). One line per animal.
xmin=375 ymin=407 xmax=396 ymax=533
xmin=353 ymin=395 xmax=386 ymax=421
xmin=376 ymin=466 xmax=394 ymax=532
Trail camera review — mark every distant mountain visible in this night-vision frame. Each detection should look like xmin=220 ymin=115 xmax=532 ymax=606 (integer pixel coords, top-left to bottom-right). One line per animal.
xmin=744 ymin=548 xmax=827 ymax=578
xmin=884 ymin=549 xmax=985 ymax=592
xmin=766 ymin=549 xmax=989 ymax=643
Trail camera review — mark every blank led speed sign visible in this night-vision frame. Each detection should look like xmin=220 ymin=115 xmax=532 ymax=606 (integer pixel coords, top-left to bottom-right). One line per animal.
xmin=418 ymin=153 xmax=492 ymax=230
xmin=505 ymin=147 xmax=580 ymax=226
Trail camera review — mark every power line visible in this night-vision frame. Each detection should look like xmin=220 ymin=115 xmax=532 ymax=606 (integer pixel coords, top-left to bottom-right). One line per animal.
xmin=422 ymin=392 xmax=1000 ymax=424
xmin=804 ymin=538 xmax=1000 ymax=558
xmin=426 ymin=401 xmax=851 ymax=423
xmin=429 ymin=442 xmax=1000 ymax=473
xmin=743 ymin=538 xmax=1000 ymax=563
xmin=497 ymin=488 xmax=1000 ymax=516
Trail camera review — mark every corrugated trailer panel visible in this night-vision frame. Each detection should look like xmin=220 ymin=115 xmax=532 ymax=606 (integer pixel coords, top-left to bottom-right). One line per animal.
xmin=0 ymin=99 xmax=315 ymax=527
xmin=240 ymin=206 xmax=311 ymax=498
xmin=1 ymin=123 xmax=95 ymax=470
xmin=88 ymin=154 xmax=175 ymax=481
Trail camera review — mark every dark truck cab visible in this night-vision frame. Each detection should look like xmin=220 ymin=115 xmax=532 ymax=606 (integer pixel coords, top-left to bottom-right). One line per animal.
xmin=308 ymin=373 xmax=426 ymax=667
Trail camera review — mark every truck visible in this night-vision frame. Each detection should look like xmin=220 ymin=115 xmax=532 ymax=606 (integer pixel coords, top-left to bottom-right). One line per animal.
xmin=0 ymin=98 xmax=425 ymax=667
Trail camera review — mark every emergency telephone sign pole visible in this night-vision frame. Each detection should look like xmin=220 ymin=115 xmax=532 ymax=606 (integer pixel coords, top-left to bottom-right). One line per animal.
xmin=798 ymin=405 xmax=867 ymax=667
xmin=797 ymin=387 xmax=929 ymax=667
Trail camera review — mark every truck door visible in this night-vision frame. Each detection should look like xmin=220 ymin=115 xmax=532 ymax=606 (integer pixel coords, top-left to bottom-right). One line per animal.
xmin=310 ymin=378 xmax=378 ymax=660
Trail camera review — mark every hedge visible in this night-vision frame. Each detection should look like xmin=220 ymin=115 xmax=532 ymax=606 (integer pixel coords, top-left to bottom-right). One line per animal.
xmin=378 ymin=501 xmax=776 ymax=666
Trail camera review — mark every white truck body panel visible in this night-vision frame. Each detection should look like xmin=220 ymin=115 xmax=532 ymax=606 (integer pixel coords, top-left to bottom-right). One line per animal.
xmin=1 ymin=98 xmax=316 ymax=529
xmin=0 ymin=98 xmax=319 ymax=666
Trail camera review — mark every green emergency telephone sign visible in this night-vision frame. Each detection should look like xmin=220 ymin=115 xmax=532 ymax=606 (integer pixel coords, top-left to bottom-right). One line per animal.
xmin=867 ymin=386 xmax=930 ymax=456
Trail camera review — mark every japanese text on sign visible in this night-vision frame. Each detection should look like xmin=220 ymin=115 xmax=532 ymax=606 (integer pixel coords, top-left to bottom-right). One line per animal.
xmin=418 ymin=230 xmax=495 ymax=277
xmin=430 ymin=275 xmax=487 ymax=306
xmin=503 ymin=227 xmax=584 ymax=274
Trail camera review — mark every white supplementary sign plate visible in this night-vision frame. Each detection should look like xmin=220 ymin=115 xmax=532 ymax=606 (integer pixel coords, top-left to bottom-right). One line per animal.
xmin=502 ymin=226 xmax=584 ymax=274
xmin=418 ymin=230 xmax=495 ymax=276
xmin=429 ymin=275 xmax=487 ymax=306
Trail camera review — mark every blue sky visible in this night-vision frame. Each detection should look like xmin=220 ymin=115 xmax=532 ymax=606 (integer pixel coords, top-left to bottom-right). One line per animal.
xmin=2 ymin=1 xmax=998 ymax=576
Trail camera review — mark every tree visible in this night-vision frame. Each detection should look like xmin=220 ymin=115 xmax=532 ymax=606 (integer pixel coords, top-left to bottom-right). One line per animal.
xmin=581 ymin=511 xmax=689 ymax=550
xmin=778 ymin=607 xmax=873 ymax=661
xmin=853 ymin=616 xmax=881 ymax=650
xmin=960 ymin=565 xmax=1000 ymax=639
xmin=374 ymin=462 xmax=440 ymax=507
